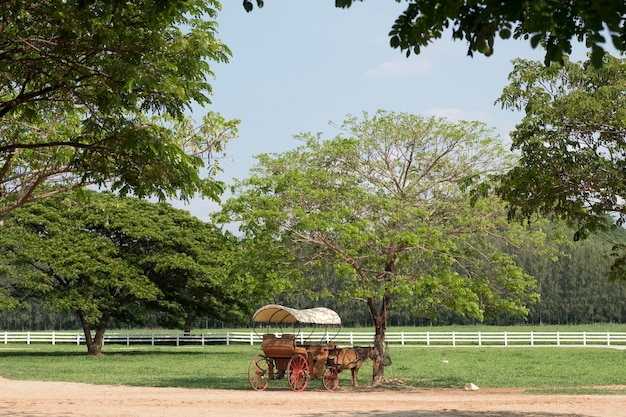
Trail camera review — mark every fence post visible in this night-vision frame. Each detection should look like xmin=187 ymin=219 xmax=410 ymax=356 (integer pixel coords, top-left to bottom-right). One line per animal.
xmin=51 ymin=331 xmax=55 ymax=346
xmin=530 ymin=331 xmax=534 ymax=346
xmin=504 ymin=331 xmax=508 ymax=347
xmin=226 ymin=332 xmax=230 ymax=346
xmin=401 ymin=331 xmax=405 ymax=346
xmin=478 ymin=331 xmax=481 ymax=347
xmin=452 ymin=331 xmax=456 ymax=347
xmin=76 ymin=333 xmax=80 ymax=345
xmin=583 ymin=331 xmax=587 ymax=346
xmin=607 ymin=332 xmax=611 ymax=346
xmin=127 ymin=333 xmax=130 ymax=346
xmin=557 ymin=331 xmax=560 ymax=346
xmin=4 ymin=331 xmax=7 ymax=344
xmin=27 ymin=331 xmax=31 ymax=345
xmin=250 ymin=332 xmax=254 ymax=346
xmin=426 ymin=332 xmax=430 ymax=346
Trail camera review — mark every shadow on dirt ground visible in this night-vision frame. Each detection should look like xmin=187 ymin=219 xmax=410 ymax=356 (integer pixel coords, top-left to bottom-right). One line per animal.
xmin=301 ymin=411 xmax=586 ymax=417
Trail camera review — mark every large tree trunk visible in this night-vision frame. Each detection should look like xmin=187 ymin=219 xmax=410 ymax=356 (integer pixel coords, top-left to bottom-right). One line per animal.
xmin=183 ymin=314 xmax=194 ymax=336
xmin=367 ymin=295 xmax=390 ymax=384
xmin=77 ymin=310 xmax=111 ymax=356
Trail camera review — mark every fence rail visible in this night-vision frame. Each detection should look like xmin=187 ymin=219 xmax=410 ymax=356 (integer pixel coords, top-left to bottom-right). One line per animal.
xmin=2 ymin=330 xmax=626 ymax=347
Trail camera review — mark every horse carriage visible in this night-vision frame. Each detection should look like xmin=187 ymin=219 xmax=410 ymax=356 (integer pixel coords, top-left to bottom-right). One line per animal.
xmin=247 ymin=304 xmax=375 ymax=392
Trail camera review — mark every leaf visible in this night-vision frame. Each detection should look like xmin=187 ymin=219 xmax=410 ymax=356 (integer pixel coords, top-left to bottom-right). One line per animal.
xmin=590 ymin=45 xmax=605 ymax=68
xmin=530 ymin=33 xmax=543 ymax=49
xmin=499 ymin=28 xmax=512 ymax=39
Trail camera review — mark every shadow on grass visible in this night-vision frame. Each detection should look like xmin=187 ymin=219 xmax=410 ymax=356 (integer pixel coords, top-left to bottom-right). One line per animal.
xmin=0 ymin=348 xmax=236 ymax=358
xmin=0 ymin=348 xmax=255 ymax=390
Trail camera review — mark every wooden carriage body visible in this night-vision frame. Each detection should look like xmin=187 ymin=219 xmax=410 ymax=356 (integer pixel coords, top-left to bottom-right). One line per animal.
xmin=247 ymin=304 xmax=342 ymax=392
xmin=261 ymin=333 xmax=337 ymax=380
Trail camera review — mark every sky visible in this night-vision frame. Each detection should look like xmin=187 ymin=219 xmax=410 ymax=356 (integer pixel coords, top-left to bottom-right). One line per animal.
xmin=172 ymin=1 xmax=596 ymax=220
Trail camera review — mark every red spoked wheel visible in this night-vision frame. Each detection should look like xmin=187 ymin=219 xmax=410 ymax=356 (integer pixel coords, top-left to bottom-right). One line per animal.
xmin=287 ymin=354 xmax=309 ymax=392
xmin=248 ymin=354 xmax=271 ymax=391
xmin=322 ymin=366 xmax=339 ymax=391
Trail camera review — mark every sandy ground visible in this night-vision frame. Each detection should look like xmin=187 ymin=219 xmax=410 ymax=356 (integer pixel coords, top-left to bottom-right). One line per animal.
xmin=1 ymin=378 xmax=625 ymax=417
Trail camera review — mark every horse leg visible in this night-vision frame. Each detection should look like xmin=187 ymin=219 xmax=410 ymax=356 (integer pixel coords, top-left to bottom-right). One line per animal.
xmin=351 ymin=367 xmax=359 ymax=388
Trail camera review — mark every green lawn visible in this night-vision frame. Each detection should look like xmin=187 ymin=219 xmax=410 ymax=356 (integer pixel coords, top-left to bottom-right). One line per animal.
xmin=0 ymin=343 xmax=625 ymax=394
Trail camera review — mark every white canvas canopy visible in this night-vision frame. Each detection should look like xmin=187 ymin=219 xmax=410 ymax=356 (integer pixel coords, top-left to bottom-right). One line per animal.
xmin=252 ymin=304 xmax=341 ymax=326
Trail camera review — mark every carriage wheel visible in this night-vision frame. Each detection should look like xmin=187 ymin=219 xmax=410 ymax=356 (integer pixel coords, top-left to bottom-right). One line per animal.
xmin=322 ymin=366 xmax=339 ymax=391
xmin=248 ymin=354 xmax=271 ymax=391
xmin=287 ymin=354 xmax=309 ymax=392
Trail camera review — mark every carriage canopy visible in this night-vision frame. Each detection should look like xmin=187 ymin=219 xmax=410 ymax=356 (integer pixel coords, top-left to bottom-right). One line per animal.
xmin=252 ymin=304 xmax=341 ymax=326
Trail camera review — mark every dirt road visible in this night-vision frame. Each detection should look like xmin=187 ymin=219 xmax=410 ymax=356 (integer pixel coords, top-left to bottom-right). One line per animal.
xmin=1 ymin=377 xmax=625 ymax=417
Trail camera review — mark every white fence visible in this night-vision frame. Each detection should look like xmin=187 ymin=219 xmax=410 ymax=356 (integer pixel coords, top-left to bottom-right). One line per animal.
xmin=2 ymin=330 xmax=626 ymax=347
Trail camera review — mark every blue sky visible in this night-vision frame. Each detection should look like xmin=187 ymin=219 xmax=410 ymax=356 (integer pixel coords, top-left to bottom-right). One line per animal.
xmin=174 ymin=1 xmax=597 ymax=220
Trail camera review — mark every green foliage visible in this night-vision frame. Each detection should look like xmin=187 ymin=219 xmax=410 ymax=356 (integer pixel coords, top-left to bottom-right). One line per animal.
xmin=273 ymin=221 xmax=626 ymax=326
xmin=496 ymin=54 xmax=626 ymax=280
xmin=0 ymin=190 xmax=271 ymax=353
xmin=0 ymin=0 xmax=237 ymax=224
xmin=220 ymin=110 xmax=544 ymax=334
xmin=4 ymin=216 xmax=622 ymax=329
xmin=248 ymin=1 xmax=626 ymax=66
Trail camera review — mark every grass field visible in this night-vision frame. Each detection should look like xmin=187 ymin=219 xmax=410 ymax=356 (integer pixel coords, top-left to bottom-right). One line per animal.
xmin=0 ymin=343 xmax=625 ymax=394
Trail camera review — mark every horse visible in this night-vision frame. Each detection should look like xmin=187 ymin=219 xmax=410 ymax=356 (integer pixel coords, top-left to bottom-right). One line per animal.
xmin=328 ymin=345 xmax=378 ymax=387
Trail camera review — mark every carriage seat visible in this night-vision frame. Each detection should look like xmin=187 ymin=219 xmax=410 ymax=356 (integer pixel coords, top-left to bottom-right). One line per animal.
xmin=261 ymin=333 xmax=306 ymax=358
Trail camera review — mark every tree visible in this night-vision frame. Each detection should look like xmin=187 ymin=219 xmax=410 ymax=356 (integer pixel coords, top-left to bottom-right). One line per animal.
xmin=219 ymin=110 xmax=541 ymax=382
xmin=0 ymin=190 xmax=265 ymax=355
xmin=496 ymin=54 xmax=626 ymax=279
xmin=0 ymin=0 xmax=237 ymax=225
xmin=243 ymin=0 xmax=626 ymax=66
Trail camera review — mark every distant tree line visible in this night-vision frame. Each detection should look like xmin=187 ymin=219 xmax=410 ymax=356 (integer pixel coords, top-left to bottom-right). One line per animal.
xmin=524 ymin=233 xmax=626 ymax=325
